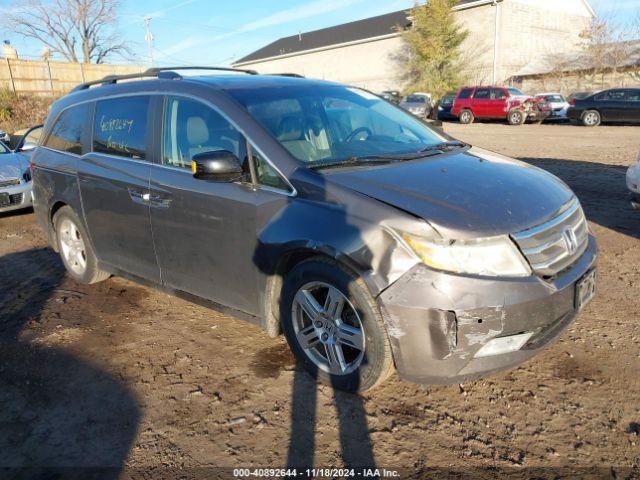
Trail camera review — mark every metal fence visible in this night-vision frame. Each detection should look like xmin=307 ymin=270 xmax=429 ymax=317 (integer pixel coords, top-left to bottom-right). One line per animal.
xmin=1 ymin=58 xmax=146 ymax=95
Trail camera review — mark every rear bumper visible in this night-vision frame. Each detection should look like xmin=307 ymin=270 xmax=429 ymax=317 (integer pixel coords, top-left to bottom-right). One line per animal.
xmin=0 ymin=181 xmax=32 ymax=213
xmin=377 ymin=235 xmax=597 ymax=385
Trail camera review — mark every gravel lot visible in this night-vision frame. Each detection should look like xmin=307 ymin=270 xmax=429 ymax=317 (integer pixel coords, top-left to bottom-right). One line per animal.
xmin=1 ymin=123 xmax=639 ymax=478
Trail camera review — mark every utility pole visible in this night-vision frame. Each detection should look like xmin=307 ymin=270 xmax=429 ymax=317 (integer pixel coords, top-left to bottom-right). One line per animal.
xmin=492 ymin=0 xmax=500 ymax=84
xmin=144 ymin=16 xmax=154 ymax=66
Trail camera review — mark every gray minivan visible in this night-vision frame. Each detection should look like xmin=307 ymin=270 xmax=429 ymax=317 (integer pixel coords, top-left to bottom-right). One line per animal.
xmin=32 ymin=67 xmax=597 ymax=392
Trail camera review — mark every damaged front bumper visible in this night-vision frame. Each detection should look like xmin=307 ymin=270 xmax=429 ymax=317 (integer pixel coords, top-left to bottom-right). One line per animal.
xmin=377 ymin=235 xmax=597 ymax=385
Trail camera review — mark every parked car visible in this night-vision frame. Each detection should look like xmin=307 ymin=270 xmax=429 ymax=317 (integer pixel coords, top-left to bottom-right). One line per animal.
xmin=32 ymin=68 xmax=597 ymax=392
xmin=436 ymin=92 xmax=458 ymax=121
xmin=379 ymin=90 xmax=401 ymax=105
xmin=399 ymin=93 xmax=432 ymax=118
xmin=452 ymin=86 xmax=551 ymax=125
xmin=627 ymin=149 xmax=640 ymax=210
xmin=536 ymin=92 xmax=570 ymax=121
xmin=0 ymin=129 xmax=10 ymax=144
xmin=568 ymin=88 xmax=640 ymax=126
xmin=0 ymin=125 xmax=42 ymax=214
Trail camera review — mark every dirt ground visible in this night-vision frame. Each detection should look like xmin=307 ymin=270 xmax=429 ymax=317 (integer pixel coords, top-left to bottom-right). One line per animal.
xmin=1 ymin=123 xmax=639 ymax=479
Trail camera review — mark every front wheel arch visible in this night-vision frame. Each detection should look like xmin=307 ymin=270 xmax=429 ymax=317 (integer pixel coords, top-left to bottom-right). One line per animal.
xmin=263 ymin=248 xmax=369 ymax=338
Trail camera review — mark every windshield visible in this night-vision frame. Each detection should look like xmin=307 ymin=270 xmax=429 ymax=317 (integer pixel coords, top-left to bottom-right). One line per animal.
xmin=403 ymin=95 xmax=426 ymax=103
xmin=230 ymin=86 xmax=445 ymax=165
xmin=440 ymin=94 xmax=456 ymax=105
xmin=0 ymin=142 xmax=9 ymax=154
xmin=507 ymin=88 xmax=525 ymax=96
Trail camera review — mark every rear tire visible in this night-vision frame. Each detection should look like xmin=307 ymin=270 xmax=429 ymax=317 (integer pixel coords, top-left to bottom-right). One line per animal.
xmin=53 ymin=206 xmax=110 ymax=284
xmin=508 ymin=109 xmax=525 ymax=125
xmin=581 ymin=110 xmax=601 ymax=127
xmin=458 ymin=109 xmax=474 ymax=124
xmin=280 ymin=257 xmax=394 ymax=392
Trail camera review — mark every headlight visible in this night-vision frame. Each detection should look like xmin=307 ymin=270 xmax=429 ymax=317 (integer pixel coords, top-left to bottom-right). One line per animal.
xmin=402 ymin=232 xmax=531 ymax=277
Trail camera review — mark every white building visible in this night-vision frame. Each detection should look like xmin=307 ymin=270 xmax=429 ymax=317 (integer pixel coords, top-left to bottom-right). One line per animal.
xmin=233 ymin=0 xmax=596 ymax=92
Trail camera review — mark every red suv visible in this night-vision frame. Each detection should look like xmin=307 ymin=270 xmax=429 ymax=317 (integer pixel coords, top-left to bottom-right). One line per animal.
xmin=452 ymin=86 xmax=551 ymax=125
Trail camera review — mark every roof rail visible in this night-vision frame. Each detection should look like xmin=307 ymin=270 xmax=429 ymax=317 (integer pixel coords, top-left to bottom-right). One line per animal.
xmin=70 ymin=66 xmax=258 ymax=92
xmin=268 ymin=73 xmax=305 ymax=78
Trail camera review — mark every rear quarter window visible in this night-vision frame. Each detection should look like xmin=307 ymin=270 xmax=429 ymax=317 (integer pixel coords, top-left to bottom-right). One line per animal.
xmin=44 ymin=103 xmax=90 ymax=155
xmin=93 ymin=96 xmax=150 ymax=160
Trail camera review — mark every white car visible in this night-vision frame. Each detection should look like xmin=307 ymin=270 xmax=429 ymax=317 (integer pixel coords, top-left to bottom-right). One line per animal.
xmin=627 ymin=150 xmax=640 ymax=210
xmin=0 ymin=125 xmax=42 ymax=214
xmin=536 ymin=92 xmax=570 ymax=121
xmin=0 ymin=129 xmax=10 ymax=144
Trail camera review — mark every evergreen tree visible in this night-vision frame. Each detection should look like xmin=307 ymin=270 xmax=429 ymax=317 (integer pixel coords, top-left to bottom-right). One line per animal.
xmin=402 ymin=0 xmax=469 ymax=98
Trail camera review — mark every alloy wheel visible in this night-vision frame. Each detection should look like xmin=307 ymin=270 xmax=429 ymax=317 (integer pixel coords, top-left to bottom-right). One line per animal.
xmin=584 ymin=112 xmax=599 ymax=126
xmin=511 ymin=111 xmax=523 ymax=124
xmin=58 ymin=218 xmax=87 ymax=275
xmin=291 ymin=281 xmax=365 ymax=375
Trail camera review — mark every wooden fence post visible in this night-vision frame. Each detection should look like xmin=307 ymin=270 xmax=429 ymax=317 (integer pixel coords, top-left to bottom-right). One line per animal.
xmin=6 ymin=58 xmax=16 ymax=94
xmin=46 ymin=60 xmax=54 ymax=93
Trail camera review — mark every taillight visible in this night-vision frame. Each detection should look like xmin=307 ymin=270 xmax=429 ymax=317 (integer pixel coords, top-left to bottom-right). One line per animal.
xmin=570 ymin=100 xmax=575 ymax=107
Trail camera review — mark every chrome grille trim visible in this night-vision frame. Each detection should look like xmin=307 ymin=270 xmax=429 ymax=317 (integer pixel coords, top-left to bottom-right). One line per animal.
xmin=0 ymin=178 xmax=20 ymax=188
xmin=512 ymin=198 xmax=589 ymax=276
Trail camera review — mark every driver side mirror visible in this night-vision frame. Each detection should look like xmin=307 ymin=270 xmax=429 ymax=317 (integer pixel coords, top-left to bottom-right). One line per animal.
xmin=19 ymin=141 xmax=37 ymax=152
xmin=191 ymin=150 xmax=243 ymax=182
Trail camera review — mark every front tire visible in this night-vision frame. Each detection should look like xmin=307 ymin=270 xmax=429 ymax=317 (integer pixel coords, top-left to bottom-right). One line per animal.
xmin=280 ymin=257 xmax=394 ymax=392
xmin=508 ymin=109 xmax=525 ymax=125
xmin=54 ymin=206 xmax=110 ymax=284
xmin=581 ymin=110 xmax=601 ymax=127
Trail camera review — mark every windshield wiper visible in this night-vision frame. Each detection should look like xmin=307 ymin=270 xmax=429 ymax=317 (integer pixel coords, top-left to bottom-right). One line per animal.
xmin=416 ymin=140 xmax=468 ymax=153
xmin=310 ymin=142 xmax=469 ymax=170
xmin=309 ymin=155 xmax=399 ymax=170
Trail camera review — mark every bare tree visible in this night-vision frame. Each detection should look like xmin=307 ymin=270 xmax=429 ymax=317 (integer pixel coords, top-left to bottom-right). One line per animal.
xmin=6 ymin=0 xmax=131 ymax=63
xmin=578 ymin=16 xmax=636 ymax=89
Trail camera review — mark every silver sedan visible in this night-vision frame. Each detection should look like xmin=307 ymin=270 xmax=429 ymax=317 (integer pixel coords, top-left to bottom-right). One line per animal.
xmin=0 ymin=125 xmax=42 ymax=213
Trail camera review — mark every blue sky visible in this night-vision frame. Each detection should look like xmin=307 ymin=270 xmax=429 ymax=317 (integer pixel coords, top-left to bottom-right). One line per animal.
xmin=1 ymin=0 xmax=638 ymax=65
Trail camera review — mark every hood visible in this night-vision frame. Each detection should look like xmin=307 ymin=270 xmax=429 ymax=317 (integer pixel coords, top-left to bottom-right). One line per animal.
xmin=401 ymin=101 xmax=426 ymax=108
xmin=325 ymin=147 xmax=574 ymax=238
xmin=0 ymin=153 xmax=28 ymax=181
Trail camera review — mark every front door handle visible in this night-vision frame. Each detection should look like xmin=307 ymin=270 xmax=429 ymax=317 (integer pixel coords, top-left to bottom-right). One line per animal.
xmin=128 ymin=188 xmax=151 ymax=205
xmin=149 ymin=193 xmax=171 ymax=208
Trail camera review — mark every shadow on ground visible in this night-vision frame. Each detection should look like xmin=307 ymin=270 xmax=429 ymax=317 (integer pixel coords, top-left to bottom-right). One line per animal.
xmin=0 ymin=248 xmax=140 ymax=478
xmin=519 ymin=157 xmax=637 ymax=239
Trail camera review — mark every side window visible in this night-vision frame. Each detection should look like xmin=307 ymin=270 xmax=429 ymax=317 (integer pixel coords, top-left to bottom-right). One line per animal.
xmin=458 ymin=88 xmax=473 ymax=99
xmin=597 ymin=90 xmax=626 ymax=102
xmin=93 ymin=96 xmax=150 ymax=160
xmin=44 ymin=104 xmax=90 ymax=154
xmin=252 ymin=147 xmax=291 ymax=192
xmin=474 ymin=89 xmax=490 ymax=99
xmin=490 ymin=89 xmax=507 ymax=100
xmin=163 ymin=96 xmax=244 ymax=169
xmin=626 ymin=90 xmax=640 ymax=102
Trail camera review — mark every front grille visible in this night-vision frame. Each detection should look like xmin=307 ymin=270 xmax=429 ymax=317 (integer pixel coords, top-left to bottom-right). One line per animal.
xmin=0 ymin=178 xmax=20 ymax=188
xmin=0 ymin=193 xmax=23 ymax=207
xmin=512 ymin=198 xmax=589 ymax=277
